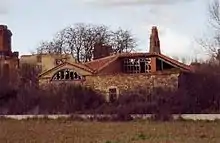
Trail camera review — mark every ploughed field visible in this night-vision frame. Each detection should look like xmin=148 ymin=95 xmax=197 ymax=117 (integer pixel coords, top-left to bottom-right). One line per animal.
xmin=0 ymin=119 xmax=219 ymax=143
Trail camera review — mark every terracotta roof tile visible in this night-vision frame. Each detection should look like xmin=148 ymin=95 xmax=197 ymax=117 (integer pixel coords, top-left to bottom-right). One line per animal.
xmin=20 ymin=53 xmax=73 ymax=58
xmin=67 ymin=62 xmax=94 ymax=73
xmin=84 ymin=52 xmax=192 ymax=73
xmin=84 ymin=55 xmax=118 ymax=72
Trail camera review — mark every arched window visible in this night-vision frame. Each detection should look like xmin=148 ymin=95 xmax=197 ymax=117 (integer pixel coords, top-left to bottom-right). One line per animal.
xmin=51 ymin=68 xmax=83 ymax=81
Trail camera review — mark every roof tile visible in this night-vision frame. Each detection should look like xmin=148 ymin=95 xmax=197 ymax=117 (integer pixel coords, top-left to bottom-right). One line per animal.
xmin=84 ymin=52 xmax=192 ymax=72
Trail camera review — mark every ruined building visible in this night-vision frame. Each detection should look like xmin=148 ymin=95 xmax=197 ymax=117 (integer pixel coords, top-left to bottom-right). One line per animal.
xmin=20 ymin=53 xmax=76 ymax=74
xmin=38 ymin=26 xmax=192 ymax=101
xmin=0 ymin=25 xmax=19 ymax=82
xmin=0 ymin=25 xmax=192 ymax=102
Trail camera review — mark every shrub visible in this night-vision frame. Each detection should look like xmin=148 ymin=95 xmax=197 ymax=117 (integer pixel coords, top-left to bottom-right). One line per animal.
xmin=38 ymin=84 xmax=105 ymax=114
xmin=3 ymin=59 xmax=220 ymax=118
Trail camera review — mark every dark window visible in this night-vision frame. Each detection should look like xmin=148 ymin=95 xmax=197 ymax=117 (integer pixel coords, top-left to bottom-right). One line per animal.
xmin=156 ymin=58 xmax=175 ymax=71
xmin=109 ymin=88 xmax=117 ymax=102
xmin=70 ymin=71 xmax=74 ymax=80
xmin=52 ymin=68 xmax=83 ymax=81
xmin=123 ymin=58 xmax=151 ymax=73
xmin=65 ymin=70 xmax=70 ymax=79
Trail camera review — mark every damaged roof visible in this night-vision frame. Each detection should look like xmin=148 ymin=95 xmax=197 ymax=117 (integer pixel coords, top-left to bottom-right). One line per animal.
xmin=84 ymin=52 xmax=192 ymax=73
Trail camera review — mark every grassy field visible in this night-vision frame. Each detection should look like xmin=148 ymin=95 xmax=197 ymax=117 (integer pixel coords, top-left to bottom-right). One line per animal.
xmin=0 ymin=119 xmax=219 ymax=143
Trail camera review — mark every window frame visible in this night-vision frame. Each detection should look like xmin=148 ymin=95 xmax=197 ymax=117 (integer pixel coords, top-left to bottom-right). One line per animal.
xmin=51 ymin=68 xmax=83 ymax=81
xmin=108 ymin=86 xmax=119 ymax=102
xmin=123 ymin=57 xmax=152 ymax=73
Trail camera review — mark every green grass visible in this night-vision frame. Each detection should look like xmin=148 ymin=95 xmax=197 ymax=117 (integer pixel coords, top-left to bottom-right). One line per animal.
xmin=0 ymin=119 xmax=219 ymax=143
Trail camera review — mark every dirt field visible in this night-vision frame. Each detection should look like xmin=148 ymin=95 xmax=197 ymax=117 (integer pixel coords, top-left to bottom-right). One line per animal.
xmin=0 ymin=119 xmax=219 ymax=143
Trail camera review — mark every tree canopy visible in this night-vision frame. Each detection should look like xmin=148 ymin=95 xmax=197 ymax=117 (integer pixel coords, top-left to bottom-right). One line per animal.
xmin=36 ymin=23 xmax=137 ymax=62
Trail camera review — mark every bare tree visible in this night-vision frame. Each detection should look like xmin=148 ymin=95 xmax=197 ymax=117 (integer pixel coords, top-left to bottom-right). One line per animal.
xmin=110 ymin=28 xmax=137 ymax=53
xmin=36 ymin=23 xmax=137 ymax=62
xmin=83 ymin=24 xmax=111 ymax=62
xmin=36 ymin=29 xmax=69 ymax=55
xmin=198 ymin=0 xmax=220 ymax=59
xmin=65 ymin=23 xmax=87 ymax=62
xmin=64 ymin=23 xmax=112 ymax=62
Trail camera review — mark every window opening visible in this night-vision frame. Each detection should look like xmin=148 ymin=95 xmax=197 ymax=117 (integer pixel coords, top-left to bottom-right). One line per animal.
xmin=156 ymin=58 xmax=175 ymax=71
xmin=109 ymin=88 xmax=117 ymax=102
xmin=123 ymin=58 xmax=151 ymax=73
xmin=52 ymin=68 xmax=82 ymax=81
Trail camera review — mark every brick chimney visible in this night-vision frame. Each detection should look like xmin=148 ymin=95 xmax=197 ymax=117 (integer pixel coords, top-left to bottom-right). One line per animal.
xmin=149 ymin=26 xmax=161 ymax=54
xmin=0 ymin=25 xmax=12 ymax=55
xmin=93 ymin=42 xmax=112 ymax=60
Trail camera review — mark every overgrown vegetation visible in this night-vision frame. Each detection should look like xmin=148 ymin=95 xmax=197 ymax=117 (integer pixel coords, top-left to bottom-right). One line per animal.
xmin=1 ymin=58 xmax=220 ymax=121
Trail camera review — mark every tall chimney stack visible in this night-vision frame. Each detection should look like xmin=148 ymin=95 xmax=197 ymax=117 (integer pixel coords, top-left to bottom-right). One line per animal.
xmin=149 ymin=26 xmax=161 ymax=54
xmin=0 ymin=25 xmax=12 ymax=55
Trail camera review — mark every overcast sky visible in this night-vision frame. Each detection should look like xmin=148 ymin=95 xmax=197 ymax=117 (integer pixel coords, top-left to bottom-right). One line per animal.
xmin=0 ymin=0 xmax=210 ymax=61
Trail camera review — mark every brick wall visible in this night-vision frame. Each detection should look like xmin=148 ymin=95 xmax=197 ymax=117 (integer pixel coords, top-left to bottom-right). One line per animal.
xmin=84 ymin=72 xmax=180 ymax=99
xmin=0 ymin=57 xmax=19 ymax=86
xmin=0 ymin=25 xmax=12 ymax=53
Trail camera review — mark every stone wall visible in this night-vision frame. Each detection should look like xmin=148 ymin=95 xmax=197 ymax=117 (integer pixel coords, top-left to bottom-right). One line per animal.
xmin=38 ymin=69 xmax=180 ymax=101
xmin=84 ymin=71 xmax=179 ymax=98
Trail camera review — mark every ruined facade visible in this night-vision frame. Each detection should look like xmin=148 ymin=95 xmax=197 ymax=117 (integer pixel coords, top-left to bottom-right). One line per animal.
xmin=20 ymin=53 xmax=76 ymax=74
xmin=0 ymin=25 xmax=19 ymax=83
xmin=38 ymin=26 xmax=192 ymax=101
xmin=0 ymin=25 xmax=192 ymax=102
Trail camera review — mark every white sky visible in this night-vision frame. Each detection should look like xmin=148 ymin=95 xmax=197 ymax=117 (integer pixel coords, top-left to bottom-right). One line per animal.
xmin=0 ymin=0 xmax=211 ymax=61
